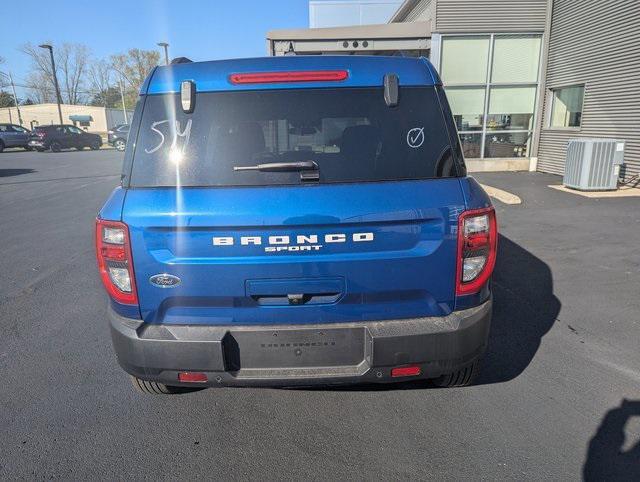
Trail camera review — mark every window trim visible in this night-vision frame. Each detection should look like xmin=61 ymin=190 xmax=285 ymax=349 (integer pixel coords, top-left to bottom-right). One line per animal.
xmin=546 ymin=83 xmax=586 ymax=130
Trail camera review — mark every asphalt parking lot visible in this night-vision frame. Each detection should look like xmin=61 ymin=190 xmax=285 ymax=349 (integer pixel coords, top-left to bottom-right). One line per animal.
xmin=1 ymin=149 xmax=638 ymax=480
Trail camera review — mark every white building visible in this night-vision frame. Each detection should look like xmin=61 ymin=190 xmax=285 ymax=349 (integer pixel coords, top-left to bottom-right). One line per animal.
xmin=0 ymin=103 xmax=133 ymax=135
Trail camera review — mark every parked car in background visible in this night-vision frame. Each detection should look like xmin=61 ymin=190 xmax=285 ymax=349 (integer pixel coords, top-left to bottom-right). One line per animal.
xmin=28 ymin=125 xmax=102 ymax=152
xmin=108 ymin=124 xmax=130 ymax=151
xmin=0 ymin=124 xmax=31 ymax=152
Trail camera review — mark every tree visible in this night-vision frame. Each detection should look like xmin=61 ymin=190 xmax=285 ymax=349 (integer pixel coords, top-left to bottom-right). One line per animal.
xmin=21 ymin=42 xmax=90 ymax=105
xmin=89 ymin=86 xmax=122 ymax=108
xmin=110 ymin=48 xmax=160 ymax=107
xmin=25 ymin=71 xmax=54 ymax=104
xmin=57 ymin=43 xmax=90 ymax=104
xmin=0 ymin=90 xmax=16 ymax=108
xmin=88 ymin=59 xmax=112 ymax=106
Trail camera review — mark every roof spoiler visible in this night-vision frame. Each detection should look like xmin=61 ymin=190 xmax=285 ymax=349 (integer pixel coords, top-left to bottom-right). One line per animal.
xmin=170 ymin=57 xmax=193 ymax=65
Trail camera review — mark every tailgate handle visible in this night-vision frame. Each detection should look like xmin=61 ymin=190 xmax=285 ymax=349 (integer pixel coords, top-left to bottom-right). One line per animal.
xmin=287 ymin=294 xmax=305 ymax=305
xmin=246 ymin=277 xmax=345 ymax=306
xmin=251 ymin=292 xmax=341 ymax=306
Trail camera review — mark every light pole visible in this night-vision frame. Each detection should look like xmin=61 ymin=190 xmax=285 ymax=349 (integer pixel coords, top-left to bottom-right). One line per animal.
xmin=38 ymin=44 xmax=64 ymax=124
xmin=157 ymin=42 xmax=170 ymax=65
xmin=0 ymin=71 xmax=23 ymax=125
xmin=117 ymin=75 xmax=128 ymax=124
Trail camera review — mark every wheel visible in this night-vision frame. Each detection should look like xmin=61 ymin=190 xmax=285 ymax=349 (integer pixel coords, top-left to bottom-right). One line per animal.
xmin=90 ymin=141 xmax=101 ymax=150
xmin=0 ymin=141 xmax=4 ymax=153
xmin=431 ymin=360 xmax=482 ymax=388
xmin=36 ymin=148 xmax=46 ymax=152
xmin=129 ymin=375 xmax=202 ymax=395
xmin=24 ymin=146 xmax=33 ymax=151
xmin=114 ymin=139 xmax=126 ymax=151
xmin=50 ymin=141 xmax=62 ymax=152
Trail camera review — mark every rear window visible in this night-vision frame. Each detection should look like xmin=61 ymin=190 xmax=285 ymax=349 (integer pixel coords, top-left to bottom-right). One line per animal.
xmin=130 ymin=87 xmax=456 ymax=187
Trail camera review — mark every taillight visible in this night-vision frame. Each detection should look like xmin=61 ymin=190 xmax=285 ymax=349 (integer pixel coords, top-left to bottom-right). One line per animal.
xmin=36 ymin=131 xmax=46 ymax=138
xmin=229 ymin=70 xmax=349 ymax=84
xmin=456 ymin=207 xmax=497 ymax=296
xmin=95 ymin=218 xmax=138 ymax=305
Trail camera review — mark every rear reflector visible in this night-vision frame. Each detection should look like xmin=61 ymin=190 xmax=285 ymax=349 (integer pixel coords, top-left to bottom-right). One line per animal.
xmin=178 ymin=372 xmax=208 ymax=383
xmin=229 ymin=70 xmax=349 ymax=85
xmin=391 ymin=365 xmax=421 ymax=378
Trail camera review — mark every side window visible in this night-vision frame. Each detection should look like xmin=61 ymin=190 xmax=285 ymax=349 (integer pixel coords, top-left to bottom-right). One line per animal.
xmin=68 ymin=126 xmax=83 ymax=134
xmin=13 ymin=126 xmax=27 ymax=133
xmin=549 ymin=85 xmax=585 ymax=128
xmin=0 ymin=125 xmax=9 ymax=132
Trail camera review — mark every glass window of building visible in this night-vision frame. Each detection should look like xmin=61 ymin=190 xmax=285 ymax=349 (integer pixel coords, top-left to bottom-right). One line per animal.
xmin=484 ymin=132 xmax=532 ymax=158
xmin=439 ymin=34 xmax=542 ymax=159
xmin=550 ymin=85 xmax=585 ymax=127
xmin=440 ymin=36 xmax=490 ymax=84
xmin=491 ymin=36 xmax=541 ymax=83
xmin=486 ymin=86 xmax=536 ymax=131
xmin=446 ymin=88 xmax=485 ymax=131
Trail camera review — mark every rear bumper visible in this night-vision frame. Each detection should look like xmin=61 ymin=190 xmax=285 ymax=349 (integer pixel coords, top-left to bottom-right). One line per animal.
xmin=109 ymin=299 xmax=491 ymax=387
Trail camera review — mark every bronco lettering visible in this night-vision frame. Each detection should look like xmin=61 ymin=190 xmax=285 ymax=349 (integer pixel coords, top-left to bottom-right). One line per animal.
xmin=212 ymin=232 xmax=374 ymax=253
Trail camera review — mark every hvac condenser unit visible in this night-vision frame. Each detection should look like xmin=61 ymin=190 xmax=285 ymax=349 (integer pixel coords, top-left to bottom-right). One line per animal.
xmin=563 ymin=138 xmax=624 ymax=191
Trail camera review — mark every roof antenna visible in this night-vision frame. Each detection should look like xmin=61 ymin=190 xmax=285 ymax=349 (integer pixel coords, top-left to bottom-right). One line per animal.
xmin=384 ymin=73 xmax=399 ymax=107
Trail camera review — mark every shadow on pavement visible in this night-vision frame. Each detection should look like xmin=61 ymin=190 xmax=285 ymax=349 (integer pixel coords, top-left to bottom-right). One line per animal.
xmin=294 ymin=234 xmax=559 ymax=392
xmin=583 ymin=399 xmax=640 ymax=481
xmin=0 ymin=168 xmax=36 ymax=178
xmin=477 ymin=234 xmax=560 ymax=384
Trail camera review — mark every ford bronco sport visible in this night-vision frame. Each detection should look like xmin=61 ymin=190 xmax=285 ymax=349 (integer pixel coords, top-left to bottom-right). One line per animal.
xmin=96 ymin=56 xmax=496 ymax=394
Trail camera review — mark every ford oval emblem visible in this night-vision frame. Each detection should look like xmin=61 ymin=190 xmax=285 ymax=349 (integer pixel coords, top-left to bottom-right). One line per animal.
xmin=149 ymin=273 xmax=181 ymax=288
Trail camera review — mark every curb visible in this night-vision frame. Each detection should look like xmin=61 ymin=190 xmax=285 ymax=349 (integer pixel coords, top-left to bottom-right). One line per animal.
xmin=479 ymin=184 xmax=522 ymax=205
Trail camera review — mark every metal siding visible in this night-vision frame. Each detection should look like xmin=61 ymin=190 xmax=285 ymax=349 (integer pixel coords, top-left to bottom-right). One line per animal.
xmin=435 ymin=0 xmax=547 ymax=32
xmin=406 ymin=0 xmax=435 ymax=22
xmin=538 ymin=0 xmax=640 ymax=178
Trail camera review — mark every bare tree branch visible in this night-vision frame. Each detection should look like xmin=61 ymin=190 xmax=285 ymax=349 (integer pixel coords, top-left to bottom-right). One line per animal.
xmin=21 ymin=42 xmax=91 ymax=105
xmin=110 ymin=48 xmax=160 ymax=92
xmin=25 ymin=71 xmax=54 ymax=104
xmin=57 ymin=43 xmax=90 ymax=104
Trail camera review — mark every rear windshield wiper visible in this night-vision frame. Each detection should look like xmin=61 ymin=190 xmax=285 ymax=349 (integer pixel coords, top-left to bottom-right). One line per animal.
xmin=233 ymin=161 xmax=318 ymax=172
xmin=234 ymin=161 xmax=319 ymax=182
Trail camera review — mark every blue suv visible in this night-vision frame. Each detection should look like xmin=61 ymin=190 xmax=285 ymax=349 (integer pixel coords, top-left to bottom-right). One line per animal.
xmin=96 ymin=56 xmax=497 ymax=393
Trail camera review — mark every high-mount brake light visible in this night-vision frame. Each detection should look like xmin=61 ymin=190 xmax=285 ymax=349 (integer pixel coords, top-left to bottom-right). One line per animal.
xmin=95 ymin=218 xmax=138 ymax=305
xmin=456 ymin=207 xmax=497 ymax=296
xmin=229 ymin=70 xmax=349 ymax=85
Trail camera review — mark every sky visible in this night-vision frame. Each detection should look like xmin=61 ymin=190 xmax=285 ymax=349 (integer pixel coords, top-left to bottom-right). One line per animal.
xmin=0 ymin=0 xmax=310 ymax=98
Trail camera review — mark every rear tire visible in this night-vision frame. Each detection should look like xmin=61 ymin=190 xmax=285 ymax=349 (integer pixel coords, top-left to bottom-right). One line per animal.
xmin=50 ymin=141 xmax=62 ymax=153
xmin=432 ymin=360 xmax=482 ymax=388
xmin=90 ymin=141 xmax=100 ymax=150
xmin=130 ymin=375 xmax=202 ymax=395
